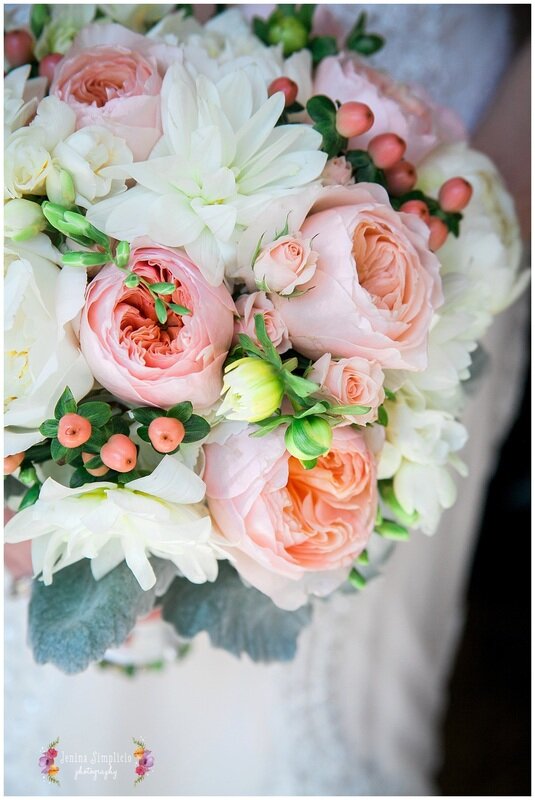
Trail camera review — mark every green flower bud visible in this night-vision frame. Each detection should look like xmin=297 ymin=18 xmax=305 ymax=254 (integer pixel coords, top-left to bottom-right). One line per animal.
xmin=115 ymin=240 xmax=131 ymax=269
xmin=267 ymin=13 xmax=308 ymax=56
xmin=42 ymin=202 xmax=110 ymax=250
xmin=284 ymin=415 xmax=333 ymax=460
xmin=124 ymin=272 xmax=140 ymax=288
xmin=62 ymin=251 xmax=110 ymax=268
xmin=45 ymin=166 xmax=76 ymax=208
xmin=219 ymin=358 xmax=284 ymax=423
xmin=4 ymin=199 xmax=46 ymax=241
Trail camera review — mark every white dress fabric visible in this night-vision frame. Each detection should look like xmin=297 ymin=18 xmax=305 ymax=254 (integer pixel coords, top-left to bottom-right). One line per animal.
xmin=4 ymin=5 xmax=526 ymax=796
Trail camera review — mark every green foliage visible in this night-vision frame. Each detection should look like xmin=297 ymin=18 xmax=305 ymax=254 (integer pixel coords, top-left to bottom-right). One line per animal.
xmin=346 ymin=12 xmax=385 ymax=56
xmin=306 ymin=95 xmax=347 ymax=158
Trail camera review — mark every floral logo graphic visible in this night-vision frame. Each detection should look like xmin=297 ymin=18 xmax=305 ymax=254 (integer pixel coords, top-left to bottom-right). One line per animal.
xmin=132 ymin=738 xmax=154 ymax=785
xmin=39 ymin=737 xmax=60 ymax=785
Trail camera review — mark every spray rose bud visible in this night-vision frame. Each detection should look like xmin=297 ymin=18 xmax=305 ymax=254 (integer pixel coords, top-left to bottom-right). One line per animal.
xmin=253 ymin=234 xmax=318 ymax=296
xmin=267 ymin=13 xmax=308 ymax=56
xmin=45 ymin=166 xmax=76 ymax=208
xmin=284 ymin=416 xmax=333 ymax=460
xmin=4 ymin=199 xmax=47 ymax=242
xmin=219 ymin=358 xmax=284 ymax=422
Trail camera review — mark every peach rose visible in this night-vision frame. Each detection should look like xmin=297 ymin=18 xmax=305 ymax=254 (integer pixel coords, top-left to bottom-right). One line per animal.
xmin=204 ymin=424 xmax=378 ymax=609
xmin=309 ymin=353 xmax=385 ymax=425
xmin=314 ymin=54 xmax=465 ymax=164
xmin=234 ymin=291 xmax=291 ymax=354
xmin=50 ymin=24 xmax=175 ymax=160
xmin=272 ymin=184 xmax=442 ymax=371
xmin=80 ymin=239 xmax=235 ymax=411
xmin=253 ymin=234 xmax=318 ymax=296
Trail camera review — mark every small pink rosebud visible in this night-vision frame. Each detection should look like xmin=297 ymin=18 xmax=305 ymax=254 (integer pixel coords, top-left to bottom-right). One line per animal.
xmin=428 ymin=217 xmax=449 ymax=251
xmin=57 ymin=413 xmax=92 ymax=448
xmin=268 ymin=76 xmax=298 ymax=108
xmin=5 ymin=30 xmax=34 ymax=67
xmin=38 ymin=53 xmax=63 ymax=83
xmin=4 ymin=452 xmax=24 ymax=475
xmin=148 ymin=417 xmax=186 ymax=453
xmin=400 ymin=199 xmax=430 ymax=224
xmin=438 ymin=177 xmax=473 ymax=212
xmin=100 ymin=434 xmax=137 ymax=473
xmin=384 ymin=161 xmax=417 ymax=196
xmin=82 ymin=452 xmax=109 ymax=477
xmin=367 ymin=133 xmax=406 ymax=170
xmin=335 ymin=102 xmax=374 ymax=138
xmin=136 ymin=765 xmax=146 ymax=776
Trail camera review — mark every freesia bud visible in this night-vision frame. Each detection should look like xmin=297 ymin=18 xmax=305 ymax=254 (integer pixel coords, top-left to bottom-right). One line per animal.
xmin=219 ymin=358 xmax=284 ymax=422
xmin=4 ymin=199 xmax=46 ymax=242
xmin=284 ymin=416 xmax=333 ymax=460
xmin=114 ymin=240 xmax=131 ymax=269
xmin=62 ymin=251 xmax=110 ymax=268
xmin=45 ymin=166 xmax=75 ymax=208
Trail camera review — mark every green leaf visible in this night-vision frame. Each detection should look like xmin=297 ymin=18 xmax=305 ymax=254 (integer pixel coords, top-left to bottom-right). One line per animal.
xmin=377 ymin=405 xmax=389 ymax=426
xmin=356 ymin=549 xmax=369 ymax=566
xmin=293 ymin=401 xmax=330 ymax=419
xmin=70 ymin=467 xmax=100 ymax=488
xmin=167 ymin=401 xmax=193 ymax=423
xmin=300 ymin=458 xmax=318 ymax=470
xmin=85 ymin=428 xmax=108 ymax=450
xmin=254 ymin=314 xmax=282 ymax=368
xmin=29 ymin=559 xmax=175 ymax=674
xmin=297 ymin=3 xmax=316 ymax=31
xmin=308 ymin=35 xmax=338 ymax=64
xmin=250 ymin=415 xmax=292 ymax=437
xmin=237 ymin=333 xmax=265 ymax=360
xmin=348 ymin=567 xmax=367 ymax=590
xmin=329 ymin=404 xmax=372 ymax=416
xmin=136 ymin=425 xmax=151 ymax=443
xmin=346 ymin=33 xmax=385 ymax=56
xmin=150 ymin=282 xmax=177 ymax=295
xmin=30 ymin=3 xmax=50 ymax=38
xmin=19 ymin=483 xmax=41 ymax=511
xmin=82 ymin=455 xmax=103 ymax=470
xmin=168 ymin=303 xmax=192 ymax=316
xmin=161 ymin=561 xmax=313 ymax=662
xmin=154 ymin=297 xmax=168 ymax=324
xmin=64 ymin=445 xmax=83 ymax=464
xmin=131 ymin=407 xmax=161 ymax=425
xmin=77 ymin=402 xmax=112 ymax=427
xmin=384 ymin=388 xmax=396 ymax=401
xmin=182 ymin=415 xmax=210 ymax=444
xmin=62 ymin=251 xmax=110 ymax=268
xmin=283 ymin=371 xmax=319 ymax=398
xmin=376 ymin=520 xmax=410 ymax=541
xmin=306 ymin=94 xmax=337 ymax=124
xmin=39 ymin=419 xmax=59 ymax=438
xmin=23 ymin=441 xmax=52 ymax=464
xmin=306 ymin=94 xmax=346 ymax=158
xmin=54 ymin=386 xmax=77 ymax=419
xmin=253 ymin=16 xmax=270 ymax=43
xmin=124 ymin=273 xmax=140 ymax=288
xmin=50 ymin=439 xmax=68 ymax=462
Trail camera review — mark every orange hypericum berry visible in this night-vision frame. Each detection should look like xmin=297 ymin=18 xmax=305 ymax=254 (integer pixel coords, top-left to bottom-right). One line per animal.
xmin=428 ymin=216 xmax=449 ymax=251
xmin=57 ymin=413 xmax=92 ymax=448
xmin=4 ymin=452 xmax=24 ymax=475
xmin=268 ymin=76 xmax=299 ymax=107
xmin=367 ymin=133 xmax=406 ymax=170
xmin=82 ymin=452 xmax=109 ymax=477
xmin=400 ymin=199 xmax=431 ymax=224
xmin=100 ymin=434 xmax=137 ymax=473
xmin=384 ymin=160 xmax=417 ymax=196
xmin=438 ymin=177 xmax=473 ymax=212
xmin=4 ymin=30 xmax=34 ymax=68
xmin=38 ymin=52 xmax=63 ymax=82
xmin=148 ymin=417 xmax=186 ymax=453
xmin=336 ymin=101 xmax=374 ymax=138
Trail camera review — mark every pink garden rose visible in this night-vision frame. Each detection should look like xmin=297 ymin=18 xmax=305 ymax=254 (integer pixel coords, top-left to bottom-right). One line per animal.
xmin=272 ymin=184 xmax=442 ymax=371
xmin=204 ymin=424 xmax=378 ymax=609
xmin=309 ymin=353 xmax=385 ymax=425
xmin=253 ymin=234 xmax=318 ymax=296
xmin=234 ymin=292 xmax=291 ymax=354
xmin=80 ymin=239 xmax=235 ymax=410
xmin=50 ymin=24 xmax=177 ymax=160
xmin=314 ymin=54 xmax=465 ymax=164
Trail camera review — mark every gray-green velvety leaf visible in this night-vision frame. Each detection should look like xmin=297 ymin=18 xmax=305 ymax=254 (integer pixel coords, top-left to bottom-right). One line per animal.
xmin=29 ymin=558 xmax=175 ymax=674
xmin=161 ymin=561 xmax=313 ymax=662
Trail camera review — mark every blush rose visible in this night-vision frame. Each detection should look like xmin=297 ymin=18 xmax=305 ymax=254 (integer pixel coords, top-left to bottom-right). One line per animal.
xmin=234 ymin=291 xmax=291 ymax=354
xmin=253 ymin=234 xmax=318 ymax=296
xmin=309 ymin=353 xmax=385 ymax=425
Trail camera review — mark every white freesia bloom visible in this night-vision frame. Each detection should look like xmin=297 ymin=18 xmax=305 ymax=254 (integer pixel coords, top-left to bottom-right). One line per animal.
xmin=149 ymin=9 xmax=313 ymax=105
xmin=378 ymin=394 xmax=468 ymax=535
xmin=5 ymin=456 xmax=226 ymax=591
xmin=4 ymin=235 xmax=94 ymax=455
xmin=54 ymin=126 xmax=134 ymax=208
xmin=4 ymin=65 xmax=47 ymax=137
xmin=88 ymin=61 xmax=326 ymax=285
xmin=100 ymin=4 xmax=175 ymax=32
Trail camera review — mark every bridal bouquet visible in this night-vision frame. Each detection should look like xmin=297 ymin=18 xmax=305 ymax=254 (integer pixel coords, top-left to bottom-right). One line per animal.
xmin=4 ymin=4 xmax=527 ymax=673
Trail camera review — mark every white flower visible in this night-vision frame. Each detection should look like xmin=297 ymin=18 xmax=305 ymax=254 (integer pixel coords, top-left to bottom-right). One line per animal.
xmin=4 ymin=65 xmax=47 ymax=137
xmin=87 ymin=61 xmax=326 ymax=285
xmin=34 ymin=4 xmax=97 ymax=60
xmin=5 ymin=456 xmax=226 ymax=591
xmin=378 ymin=393 xmax=468 ymax=535
xmin=4 ymin=96 xmax=76 ymax=199
xmin=100 ymin=4 xmax=175 ymax=32
xmin=4 ymin=235 xmax=94 ymax=455
xmin=54 ymin=126 xmax=134 ymax=209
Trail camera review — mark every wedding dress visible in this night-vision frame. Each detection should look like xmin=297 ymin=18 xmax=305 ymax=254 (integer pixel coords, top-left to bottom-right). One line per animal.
xmin=4 ymin=5 xmax=527 ymax=796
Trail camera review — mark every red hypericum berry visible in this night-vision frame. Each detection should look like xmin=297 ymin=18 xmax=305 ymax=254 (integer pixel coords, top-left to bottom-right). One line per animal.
xmin=57 ymin=413 xmax=92 ymax=448
xmin=4 ymin=452 xmax=24 ymax=475
xmin=400 ymin=199 xmax=431 ymax=224
xmin=148 ymin=417 xmax=186 ymax=453
xmin=367 ymin=133 xmax=406 ymax=170
xmin=268 ymin=76 xmax=298 ymax=108
xmin=438 ymin=177 xmax=473 ymax=212
xmin=5 ymin=30 xmax=34 ymax=67
xmin=100 ymin=434 xmax=137 ymax=473
xmin=428 ymin=216 xmax=449 ymax=251
xmin=82 ymin=452 xmax=109 ymax=477
xmin=38 ymin=53 xmax=63 ymax=83
xmin=385 ymin=161 xmax=417 ymax=196
xmin=335 ymin=101 xmax=374 ymax=138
